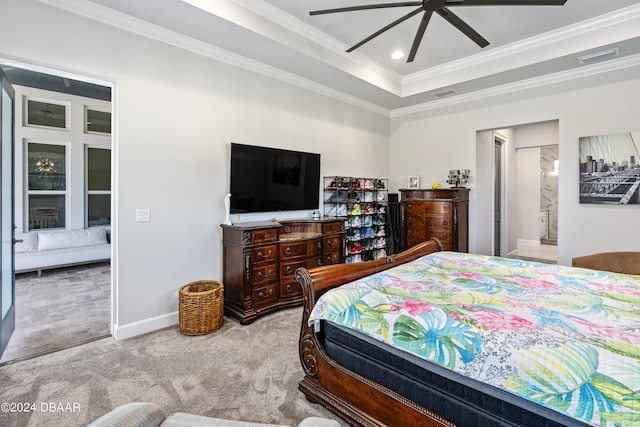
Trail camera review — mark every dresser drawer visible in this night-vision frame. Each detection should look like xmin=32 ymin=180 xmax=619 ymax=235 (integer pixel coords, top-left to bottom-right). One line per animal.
xmin=406 ymin=228 xmax=426 ymax=240
xmin=252 ymin=283 xmax=278 ymax=309
xmin=324 ymin=251 xmax=342 ymax=265
xmin=322 ymin=221 xmax=343 ymax=234
xmin=406 ymin=203 xmax=427 ymax=214
xmin=323 ymin=235 xmax=342 ymax=251
xmin=280 ymin=280 xmax=302 ymax=299
xmin=424 ymin=216 xmax=451 ymax=229
xmin=281 ymin=238 xmax=322 ymax=259
xmin=252 ymin=244 xmax=278 ymax=263
xmin=251 ymin=263 xmax=277 ymax=284
xmin=251 ymin=229 xmax=278 ymax=244
xmin=281 ymin=259 xmax=308 ymax=279
xmin=425 ymin=202 xmax=451 ymax=215
xmin=406 ymin=214 xmax=426 ymax=229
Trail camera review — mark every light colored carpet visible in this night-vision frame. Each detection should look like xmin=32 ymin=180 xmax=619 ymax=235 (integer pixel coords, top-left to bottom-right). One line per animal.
xmin=0 ymin=307 xmax=344 ymax=427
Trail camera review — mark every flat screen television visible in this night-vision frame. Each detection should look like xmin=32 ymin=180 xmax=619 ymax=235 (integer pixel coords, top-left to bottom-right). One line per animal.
xmin=229 ymin=143 xmax=321 ymax=214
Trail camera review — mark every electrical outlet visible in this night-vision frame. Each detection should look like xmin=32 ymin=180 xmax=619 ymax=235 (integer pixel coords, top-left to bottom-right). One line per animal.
xmin=135 ymin=209 xmax=150 ymax=222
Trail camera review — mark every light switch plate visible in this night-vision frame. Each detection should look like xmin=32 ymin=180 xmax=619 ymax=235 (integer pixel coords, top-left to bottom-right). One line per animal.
xmin=136 ymin=209 xmax=150 ymax=222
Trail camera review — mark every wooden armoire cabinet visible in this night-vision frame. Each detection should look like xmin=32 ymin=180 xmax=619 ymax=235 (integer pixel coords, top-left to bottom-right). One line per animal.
xmin=400 ymin=188 xmax=469 ymax=252
xmin=221 ymin=218 xmax=345 ymax=324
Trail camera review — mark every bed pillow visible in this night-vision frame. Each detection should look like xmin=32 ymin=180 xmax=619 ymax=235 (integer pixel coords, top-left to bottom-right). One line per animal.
xmin=14 ymin=233 xmax=38 ymax=253
xmin=38 ymin=230 xmax=93 ymax=251
xmin=88 ymin=227 xmax=108 ymax=245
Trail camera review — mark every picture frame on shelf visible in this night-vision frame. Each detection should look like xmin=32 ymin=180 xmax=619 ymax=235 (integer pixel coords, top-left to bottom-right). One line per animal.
xmin=408 ymin=176 xmax=419 ymax=189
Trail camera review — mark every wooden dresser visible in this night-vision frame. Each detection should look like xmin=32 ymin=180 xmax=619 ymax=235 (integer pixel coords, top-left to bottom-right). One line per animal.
xmin=221 ymin=219 xmax=345 ymax=324
xmin=400 ymin=188 xmax=469 ymax=252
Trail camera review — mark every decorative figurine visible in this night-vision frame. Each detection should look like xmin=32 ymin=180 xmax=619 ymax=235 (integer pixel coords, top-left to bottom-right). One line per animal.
xmin=224 ymin=193 xmax=232 ymax=225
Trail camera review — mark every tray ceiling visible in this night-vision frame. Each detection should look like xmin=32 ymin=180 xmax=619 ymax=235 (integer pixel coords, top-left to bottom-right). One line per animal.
xmin=35 ymin=0 xmax=640 ymax=113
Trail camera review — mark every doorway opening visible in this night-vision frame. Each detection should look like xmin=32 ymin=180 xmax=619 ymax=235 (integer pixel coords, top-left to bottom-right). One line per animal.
xmin=0 ymin=61 xmax=114 ymax=365
xmin=477 ymin=121 xmax=559 ymax=264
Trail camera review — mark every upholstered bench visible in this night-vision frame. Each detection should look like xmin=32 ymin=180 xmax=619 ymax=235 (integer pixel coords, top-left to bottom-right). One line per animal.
xmin=88 ymin=402 xmax=341 ymax=427
xmin=14 ymin=227 xmax=110 ymax=276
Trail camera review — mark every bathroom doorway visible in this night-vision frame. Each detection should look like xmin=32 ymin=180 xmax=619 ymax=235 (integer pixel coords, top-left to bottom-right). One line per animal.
xmin=477 ymin=120 xmax=559 ymax=263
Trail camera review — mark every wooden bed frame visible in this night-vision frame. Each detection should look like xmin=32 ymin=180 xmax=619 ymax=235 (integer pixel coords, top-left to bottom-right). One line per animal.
xmin=295 ymin=238 xmax=455 ymax=427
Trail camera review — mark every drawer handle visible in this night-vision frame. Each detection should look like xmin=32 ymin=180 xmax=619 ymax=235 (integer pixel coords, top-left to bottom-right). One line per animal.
xmin=286 ymin=266 xmax=293 ymax=274
xmin=442 ymin=221 xmax=449 ymax=226
xmin=317 ymin=259 xmax=322 ymax=266
xmin=408 ymin=230 xmax=412 ymax=236
xmin=257 ymin=249 xmax=272 ymax=258
xmin=285 ymin=284 xmax=293 ymax=293
xmin=328 ymin=239 xmax=335 ymax=246
xmin=258 ymin=289 xmax=273 ymax=299
xmin=317 ymin=241 xmax=322 ymax=249
xmin=257 ymin=270 xmax=273 ymax=279
xmin=285 ymin=247 xmax=292 ymax=255
xmin=407 ymin=218 xmax=412 ymax=224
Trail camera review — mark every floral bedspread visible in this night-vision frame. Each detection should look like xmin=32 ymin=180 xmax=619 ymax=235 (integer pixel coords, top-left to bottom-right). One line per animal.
xmin=309 ymin=252 xmax=640 ymax=427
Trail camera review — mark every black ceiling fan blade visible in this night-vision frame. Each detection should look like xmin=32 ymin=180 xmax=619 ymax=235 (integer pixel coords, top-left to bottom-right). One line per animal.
xmin=346 ymin=7 xmax=423 ymax=53
xmin=436 ymin=7 xmax=489 ymax=48
xmin=407 ymin=11 xmax=433 ymax=63
xmin=310 ymin=2 xmax=422 ymax=16
xmin=444 ymin=0 xmax=566 ymax=6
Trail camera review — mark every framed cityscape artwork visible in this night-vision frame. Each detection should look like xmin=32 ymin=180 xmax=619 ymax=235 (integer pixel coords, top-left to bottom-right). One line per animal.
xmin=579 ymin=131 xmax=640 ymax=204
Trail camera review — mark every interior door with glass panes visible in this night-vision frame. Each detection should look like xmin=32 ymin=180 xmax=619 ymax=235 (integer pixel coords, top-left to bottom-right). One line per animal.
xmin=1 ymin=68 xmax=16 ymax=358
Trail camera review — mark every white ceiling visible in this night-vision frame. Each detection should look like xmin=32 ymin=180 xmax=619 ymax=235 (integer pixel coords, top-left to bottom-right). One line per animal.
xmin=47 ymin=0 xmax=640 ymax=113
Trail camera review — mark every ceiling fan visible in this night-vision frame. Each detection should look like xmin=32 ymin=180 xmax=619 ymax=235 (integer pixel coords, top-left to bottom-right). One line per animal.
xmin=310 ymin=0 xmax=568 ymax=63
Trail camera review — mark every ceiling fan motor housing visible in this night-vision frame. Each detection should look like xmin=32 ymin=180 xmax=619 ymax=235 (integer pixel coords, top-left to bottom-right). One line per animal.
xmin=423 ymin=0 xmax=447 ymax=12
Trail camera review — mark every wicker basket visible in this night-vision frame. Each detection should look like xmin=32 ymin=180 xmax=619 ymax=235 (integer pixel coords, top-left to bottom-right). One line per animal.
xmin=178 ymin=280 xmax=224 ymax=336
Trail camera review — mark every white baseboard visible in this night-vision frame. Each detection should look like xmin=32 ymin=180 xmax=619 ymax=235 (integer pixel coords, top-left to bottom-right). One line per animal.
xmin=113 ymin=311 xmax=178 ymax=340
xmin=517 ymin=239 xmax=540 ymax=249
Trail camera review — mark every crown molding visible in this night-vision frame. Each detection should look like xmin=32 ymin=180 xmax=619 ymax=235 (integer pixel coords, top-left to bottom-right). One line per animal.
xmin=229 ymin=0 xmax=404 ymax=86
xmin=37 ymin=0 xmax=390 ymax=116
xmin=391 ymin=53 xmax=640 ymax=118
xmin=34 ymin=0 xmax=640 ymax=119
xmin=182 ymin=0 xmax=403 ymax=94
xmin=401 ymin=3 xmax=640 ymax=96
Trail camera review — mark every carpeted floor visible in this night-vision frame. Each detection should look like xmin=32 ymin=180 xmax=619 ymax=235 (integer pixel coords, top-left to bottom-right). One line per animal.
xmin=0 ymin=307 xmax=345 ymax=427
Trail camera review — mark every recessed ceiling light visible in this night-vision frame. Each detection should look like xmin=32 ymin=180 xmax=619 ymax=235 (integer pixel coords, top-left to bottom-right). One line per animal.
xmin=391 ymin=50 xmax=404 ymax=60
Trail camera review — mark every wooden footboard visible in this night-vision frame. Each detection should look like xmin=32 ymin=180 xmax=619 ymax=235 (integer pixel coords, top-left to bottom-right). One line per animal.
xmin=295 ymin=238 xmax=455 ymax=427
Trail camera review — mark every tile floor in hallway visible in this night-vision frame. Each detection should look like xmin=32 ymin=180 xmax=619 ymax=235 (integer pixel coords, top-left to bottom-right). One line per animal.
xmin=0 ymin=262 xmax=111 ymax=364
xmin=510 ymin=244 xmax=558 ymax=263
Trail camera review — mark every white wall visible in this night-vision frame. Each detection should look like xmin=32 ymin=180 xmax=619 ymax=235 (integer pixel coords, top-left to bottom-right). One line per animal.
xmin=514 ymin=121 xmax=559 ymax=149
xmin=517 ymin=147 xmax=541 ymax=243
xmin=0 ymin=0 xmax=389 ymax=338
xmin=474 ymin=130 xmax=493 ymax=256
xmin=390 ymin=77 xmax=640 ymax=266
